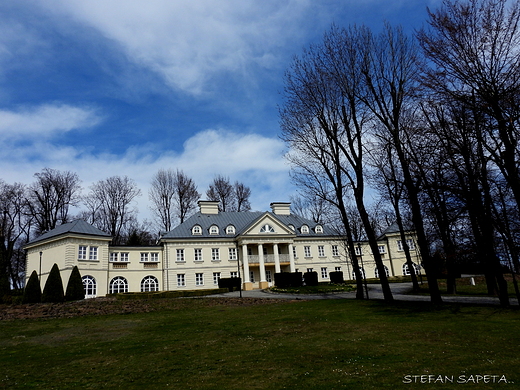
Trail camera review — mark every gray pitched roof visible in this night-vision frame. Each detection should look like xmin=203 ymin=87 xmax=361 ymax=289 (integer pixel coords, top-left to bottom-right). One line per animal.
xmin=162 ymin=211 xmax=337 ymax=239
xmin=27 ymin=220 xmax=111 ymax=245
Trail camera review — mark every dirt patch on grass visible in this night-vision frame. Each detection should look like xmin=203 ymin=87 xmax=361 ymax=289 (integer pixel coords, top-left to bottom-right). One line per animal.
xmin=0 ymin=296 xmax=292 ymax=321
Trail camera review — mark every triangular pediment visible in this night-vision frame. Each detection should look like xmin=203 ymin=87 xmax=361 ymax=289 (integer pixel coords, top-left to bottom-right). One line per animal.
xmin=241 ymin=213 xmax=295 ymax=236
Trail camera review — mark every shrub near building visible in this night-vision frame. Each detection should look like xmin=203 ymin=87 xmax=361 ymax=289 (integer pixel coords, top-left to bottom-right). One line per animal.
xmin=65 ymin=266 xmax=85 ymax=301
xmin=42 ymin=264 xmax=65 ymax=303
xmin=22 ymin=270 xmax=42 ymax=304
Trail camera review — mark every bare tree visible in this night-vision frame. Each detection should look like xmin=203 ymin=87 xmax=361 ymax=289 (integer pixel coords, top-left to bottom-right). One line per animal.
xmin=0 ymin=181 xmax=31 ymax=293
xmin=281 ymin=25 xmax=394 ymax=301
xmin=26 ymin=168 xmax=81 ymax=234
xmin=206 ymin=175 xmax=236 ymax=212
xmin=234 ymin=181 xmax=251 ymax=212
xmin=149 ymin=169 xmax=200 ymax=231
xmin=174 ymin=171 xmax=200 ymax=223
xmin=417 ymin=0 xmax=520 ymax=306
xmin=85 ymin=176 xmax=141 ymax=244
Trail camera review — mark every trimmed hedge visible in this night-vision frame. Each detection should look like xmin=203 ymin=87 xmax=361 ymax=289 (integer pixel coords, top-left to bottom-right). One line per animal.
xmin=42 ymin=263 xmax=65 ymax=303
xmin=329 ymin=271 xmax=345 ymax=284
xmin=303 ymin=271 xmax=319 ymax=286
xmin=218 ymin=277 xmax=242 ymax=292
xmin=274 ymin=272 xmax=303 ymax=288
xmin=23 ymin=270 xmax=42 ymax=304
xmin=113 ymin=288 xmax=228 ymax=300
xmin=65 ymin=266 xmax=85 ymax=301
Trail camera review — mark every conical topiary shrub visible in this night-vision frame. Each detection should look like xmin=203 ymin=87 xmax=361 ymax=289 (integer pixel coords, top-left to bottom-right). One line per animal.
xmin=65 ymin=266 xmax=85 ymax=301
xmin=22 ymin=270 xmax=42 ymax=304
xmin=42 ymin=263 xmax=64 ymax=303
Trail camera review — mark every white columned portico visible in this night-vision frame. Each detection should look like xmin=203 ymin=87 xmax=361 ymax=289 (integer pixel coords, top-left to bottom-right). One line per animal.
xmin=257 ymin=243 xmax=268 ymax=289
xmin=273 ymin=243 xmax=281 ymax=273
xmin=241 ymin=244 xmax=253 ymax=290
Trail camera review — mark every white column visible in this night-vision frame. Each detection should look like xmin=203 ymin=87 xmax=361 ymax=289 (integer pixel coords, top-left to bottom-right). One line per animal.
xmin=273 ymin=243 xmax=281 ymax=273
xmin=242 ymin=244 xmax=250 ymax=283
xmin=258 ymin=243 xmax=267 ymax=282
xmin=289 ymin=243 xmax=296 ymax=272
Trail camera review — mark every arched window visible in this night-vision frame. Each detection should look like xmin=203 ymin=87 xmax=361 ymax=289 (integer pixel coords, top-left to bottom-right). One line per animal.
xmin=301 ymin=225 xmax=309 ymax=233
xmin=226 ymin=225 xmax=235 ymax=235
xmin=402 ymin=263 xmax=419 ymax=276
xmin=260 ymin=224 xmax=275 ymax=233
xmin=375 ymin=265 xmax=390 ymax=278
xmin=315 ymin=225 xmax=323 ymax=233
xmin=82 ymin=275 xmax=97 ymax=298
xmin=141 ymin=276 xmax=159 ymax=292
xmin=110 ymin=276 xmax=128 ymax=294
xmin=192 ymin=225 xmax=202 ymax=235
xmin=288 ymin=224 xmax=295 ymax=231
xmin=352 ymin=268 xmax=365 ymax=280
xmin=209 ymin=225 xmax=219 ymax=235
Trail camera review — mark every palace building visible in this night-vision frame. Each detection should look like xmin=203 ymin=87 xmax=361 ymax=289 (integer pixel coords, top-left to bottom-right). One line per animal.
xmin=24 ymin=201 xmax=420 ymax=297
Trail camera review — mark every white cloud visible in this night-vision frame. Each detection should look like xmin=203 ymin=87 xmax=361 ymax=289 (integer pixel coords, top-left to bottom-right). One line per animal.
xmin=42 ymin=0 xmax=315 ymax=95
xmin=0 ymin=128 xmax=294 ymax=220
xmin=0 ymin=104 xmax=101 ymax=141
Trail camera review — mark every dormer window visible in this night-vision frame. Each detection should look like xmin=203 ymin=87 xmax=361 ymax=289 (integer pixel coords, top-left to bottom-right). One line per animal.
xmin=301 ymin=225 xmax=309 ymax=233
xmin=260 ymin=224 xmax=275 ymax=233
xmin=288 ymin=224 xmax=295 ymax=231
xmin=192 ymin=225 xmax=202 ymax=235
xmin=226 ymin=225 xmax=236 ymax=235
xmin=209 ymin=225 xmax=219 ymax=235
xmin=315 ymin=225 xmax=323 ymax=233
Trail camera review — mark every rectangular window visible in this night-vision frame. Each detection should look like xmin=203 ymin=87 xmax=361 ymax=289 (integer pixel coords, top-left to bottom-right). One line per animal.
xmin=332 ymin=245 xmax=339 ymax=257
xmin=110 ymin=252 xmax=118 ymax=262
xmin=150 ymin=252 xmax=159 ymax=262
xmin=177 ymin=274 xmax=185 ymax=287
xmin=120 ymin=252 xmax=129 ymax=262
xmin=230 ymin=271 xmax=238 ymax=278
xmin=213 ymin=272 xmax=221 ymax=285
xmin=321 ymin=267 xmax=328 ymax=279
xmin=78 ymin=246 xmax=87 ymax=260
xmin=304 ymin=246 xmax=311 ymax=257
xmin=228 ymin=247 xmax=237 ymax=260
xmin=266 ymin=270 xmax=272 ymax=283
xmin=397 ymin=239 xmax=415 ymax=251
xmin=194 ymin=248 xmax=202 ymax=262
xmin=176 ymin=249 xmax=185 ymax=262
xmin=250 ymin=271 xmax=255 ymax=283
xmin=318 ymin=245 xmax=325 ymax=257
xmin=89 ymin=246 xmax=98 ymax=261
xmin=196 ymin=273 xmax=204 ymax=286
xmin=335 ymin=266 xmax=341 ymax=272
xmin=292 ymin=246 xmax=297 ymax=259
xmin=212 ymin=248 xmax=220 ymax=261
xmin=355 ymin=246 xmax=362 ymax=256
xmin=140 ymin=252 xmax=149 ymax=262
xmin=378 ymin=245 xmax=386 ymax=254
xmin=307 ymin=268 xmax=313 ymax=273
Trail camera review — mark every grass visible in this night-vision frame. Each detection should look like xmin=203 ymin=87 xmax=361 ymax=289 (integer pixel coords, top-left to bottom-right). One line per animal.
xmin=1 ymin=298 xmax=518 ymax=389
xmin=412 ymin=276 xmax=520 ymax=298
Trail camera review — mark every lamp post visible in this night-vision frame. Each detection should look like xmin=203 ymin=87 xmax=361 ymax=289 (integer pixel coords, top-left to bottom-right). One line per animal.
xmin=39 ymin=251 xmax=42 ymax=282
xmin=357 ymin=243 xmax=369 ymax=299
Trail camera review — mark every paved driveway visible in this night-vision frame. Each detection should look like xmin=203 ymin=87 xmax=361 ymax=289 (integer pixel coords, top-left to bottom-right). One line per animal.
xmin=209 ymin=282 xmax=519 ymax=306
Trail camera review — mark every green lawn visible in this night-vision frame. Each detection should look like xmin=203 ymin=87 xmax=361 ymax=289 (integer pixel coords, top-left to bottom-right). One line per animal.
xmin=1 ymin=298 xmax=518 ymax=389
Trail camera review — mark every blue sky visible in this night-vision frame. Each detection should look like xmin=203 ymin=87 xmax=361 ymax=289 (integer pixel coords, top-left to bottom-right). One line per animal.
xmin=0 ymin=0 xmax=438 ymax=222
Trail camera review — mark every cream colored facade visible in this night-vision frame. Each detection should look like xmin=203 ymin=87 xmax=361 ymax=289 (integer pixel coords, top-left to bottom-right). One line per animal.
xmin=25 ymin=201 xmax=420 ymax=297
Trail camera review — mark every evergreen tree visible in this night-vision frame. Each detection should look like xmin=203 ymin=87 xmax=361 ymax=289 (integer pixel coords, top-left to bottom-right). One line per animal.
xmin=22 ymin=270 xmax=42 ymax=304
xmin=65 ymin=266 xmax=85 ymax=301
xmin=42 ymin=263 xmax=64 ymax=303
